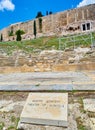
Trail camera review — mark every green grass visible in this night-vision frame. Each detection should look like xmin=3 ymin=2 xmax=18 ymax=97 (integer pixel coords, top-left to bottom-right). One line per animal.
xmin=0 ymin=36 xmax=59 ymax=55
xmin=78 ymin=126 xmax=86 ymax=130
xmin=78 ymin=97 xmax=86 ymax=113
xmin=7 ymin=125 xmax=16 ymax=130
xmin=0 ymin=32 xmax=95 ymax=55
xmin=60 ymin=32 xmax=95 ymax=49
xmin=76 ymin=117 xmax=86 ymax=130
xmin=11 ymin=116 xmax=16 ymax=123
xmin=0 ymin=122 xmax=5 ymax=130
xmin=8 ymin=116 xmax=20 ymax=130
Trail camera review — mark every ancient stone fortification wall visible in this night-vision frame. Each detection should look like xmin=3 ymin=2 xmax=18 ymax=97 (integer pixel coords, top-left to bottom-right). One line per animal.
xmin=0 ymin=4 xmax=95 ymax=41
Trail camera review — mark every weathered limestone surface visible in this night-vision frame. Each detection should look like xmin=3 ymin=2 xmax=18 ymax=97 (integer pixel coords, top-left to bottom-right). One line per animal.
xmin=19 ymin=93 xmax=68 ymax=127
xmin=83 ymin=99 xmax=95 ymax=112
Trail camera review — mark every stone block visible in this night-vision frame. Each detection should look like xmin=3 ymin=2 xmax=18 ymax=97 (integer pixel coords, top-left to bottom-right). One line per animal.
xmin=19 ymin=93 xmax=68 ymax=127
xmin=83 ymin=99 xmax=95 ymax=112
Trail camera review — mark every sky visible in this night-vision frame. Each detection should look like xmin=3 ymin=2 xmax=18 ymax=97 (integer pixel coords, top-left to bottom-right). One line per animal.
xmin=0 ymin=0 xmax=95 ymax=30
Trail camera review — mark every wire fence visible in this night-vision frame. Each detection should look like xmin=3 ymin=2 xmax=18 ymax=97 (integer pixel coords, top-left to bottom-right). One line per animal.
xmin=59 ymin=31 xmax=95 ymax=50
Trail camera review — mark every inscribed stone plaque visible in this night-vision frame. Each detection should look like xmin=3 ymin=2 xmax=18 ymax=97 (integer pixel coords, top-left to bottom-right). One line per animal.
xmin=20 ymin=93 xmax=68 ymax=127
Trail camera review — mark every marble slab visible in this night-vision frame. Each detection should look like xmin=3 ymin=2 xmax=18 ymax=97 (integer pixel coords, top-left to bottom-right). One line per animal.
xmin=20 ymin=93 xmax=68 ymax=127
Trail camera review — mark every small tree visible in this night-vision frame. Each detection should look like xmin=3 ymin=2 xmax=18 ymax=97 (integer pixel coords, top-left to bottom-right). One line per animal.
xmin=33 ymin=20 xmax=36 ymax=38
xmin=39 ymin=17 xmax=42 ymax=32
xmin=16 ymin=30 xmax=22 ymax=41
xmin=18 ymin=30 xmax=25 ymax=35
xmin=46 ymin=11 xmax=48 ymax=15
xmin=35 ymin=12 xmax=43 ymax=33
xmin=15 ymin=29 xmax=25 ymax=41
xmin=49 ymin=11 xmax=52 ymax=15
xmin=0 ymin=34 xmax=3 ymax=42
xmin=36 ymin=11 xmax=43 ymax=18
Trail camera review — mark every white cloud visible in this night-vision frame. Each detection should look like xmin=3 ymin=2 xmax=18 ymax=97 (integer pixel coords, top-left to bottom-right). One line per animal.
xmin=0 ymin=0 xmax=15 ymax=11
xmin=77 ymin=0 xmax=95 ymax=7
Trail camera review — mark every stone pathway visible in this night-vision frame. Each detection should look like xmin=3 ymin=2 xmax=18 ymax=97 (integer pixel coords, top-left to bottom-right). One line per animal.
xmin=0 ymin=71 xmax=95 ymax=91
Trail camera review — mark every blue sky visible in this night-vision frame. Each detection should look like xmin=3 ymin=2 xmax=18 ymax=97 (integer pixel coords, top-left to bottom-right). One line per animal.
xmin=0 ymin=0 xmax=95 ymax=30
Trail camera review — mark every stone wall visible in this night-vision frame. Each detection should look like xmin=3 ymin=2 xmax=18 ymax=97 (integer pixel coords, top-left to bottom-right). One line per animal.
xmin=0 ymin=4 xmax=95 ymax=41
xmin=0 ymin=63 xmax=95 ymax=73
xmin=0 ymin=47 xmax=95 ymax=72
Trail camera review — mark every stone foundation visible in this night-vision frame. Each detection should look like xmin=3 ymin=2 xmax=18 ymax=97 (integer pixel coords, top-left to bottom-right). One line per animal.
xmin=0 ymin=62 xmax=95 ymax=73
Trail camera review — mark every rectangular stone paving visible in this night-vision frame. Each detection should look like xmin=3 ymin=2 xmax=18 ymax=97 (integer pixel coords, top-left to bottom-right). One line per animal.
xmin=0 ymin=84 xmax=73 ymax=91
xmin=0 ymin=71 xmax=95 ymax=91
xmin=73 ymin=84 xmax=95 ymax=90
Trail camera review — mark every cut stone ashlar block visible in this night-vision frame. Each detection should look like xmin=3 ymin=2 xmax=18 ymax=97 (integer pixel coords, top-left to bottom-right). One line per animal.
xmin=19 ymin=93 xmax=68 ymax=127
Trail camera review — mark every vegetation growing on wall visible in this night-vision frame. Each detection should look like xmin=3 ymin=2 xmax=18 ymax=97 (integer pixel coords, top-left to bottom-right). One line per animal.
xmin=16 ymin=30 xmax=25 ymax=35
xmin=8 ymin=26 xmax=14 ymax=36
xmin=16 ymin=30 xmax=21 ymax=41
xmin=15 ymin=30 xmax=25 ymax=41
